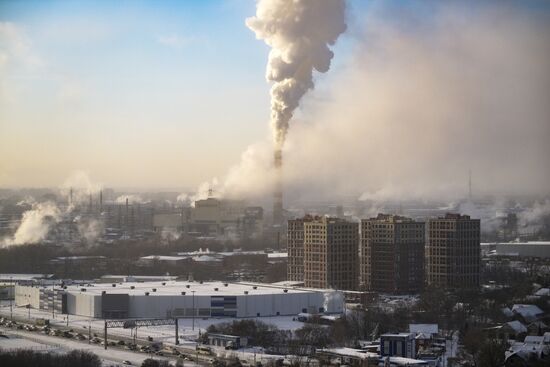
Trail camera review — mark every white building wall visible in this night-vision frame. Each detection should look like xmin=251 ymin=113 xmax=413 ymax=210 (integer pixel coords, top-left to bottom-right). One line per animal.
xmin=63 ymin=288 xmax=344 ymax=319
xmin=15 ymin=285 xmax=40 ymax=308
xmin=69 ymin=292 xmax=102 ymax=318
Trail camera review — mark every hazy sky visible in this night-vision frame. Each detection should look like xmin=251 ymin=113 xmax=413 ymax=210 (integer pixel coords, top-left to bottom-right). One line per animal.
xmin=0 ymin=0 xmax=283 ymax=189
xmin=1 ymin=0 xmax=549 ymax=197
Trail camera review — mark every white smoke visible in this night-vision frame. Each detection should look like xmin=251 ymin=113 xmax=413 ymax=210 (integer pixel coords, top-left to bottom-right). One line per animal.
xmin=1 ymin=201 xmax=62 ymax=247
xmin=115 ymin=194 xmax=146 ymax=204
xmin=1 ymin=171 xmax=104 ymax=247
xmin=519 ymin=200 xmax=550 ymax=234
xmin=246 ymin=0 xmax=347 ymax=148
xmin=195 ymin=1 xmax=549 ymax=209
xmin=60 ymin=170 xmax=103 ymax=207
xmin=74 ymin=215 xmax=104 ymax=244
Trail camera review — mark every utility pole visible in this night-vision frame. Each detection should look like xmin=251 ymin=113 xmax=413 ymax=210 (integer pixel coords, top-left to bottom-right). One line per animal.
xmin=175 ymin=318 xmax=179 ymax=345
xmin=88 ymin=319 xmax=91 ymax=344
xmin=51 ymin=281 xmax=55 ymax=319
xmin=192 ymin=291 xmax=196 ymax=331
xmin=468 ymin=169 xmax=472 ymax=202
xmin=10 ymin=276 xmax=13 ymax=321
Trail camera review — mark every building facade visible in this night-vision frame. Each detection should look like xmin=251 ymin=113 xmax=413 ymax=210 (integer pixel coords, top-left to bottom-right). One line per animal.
xmin=287 ymin=215 xmax=320 ymax=282
xmin=303 ymin=217 xmax=359 ymax=290
xmin=15 ymin=281 xmax=344 ymax=319
xmin=361 ymin=214 xmax=425 ymax=294
xmin=426 ymin=213 xmax=480 ymax=288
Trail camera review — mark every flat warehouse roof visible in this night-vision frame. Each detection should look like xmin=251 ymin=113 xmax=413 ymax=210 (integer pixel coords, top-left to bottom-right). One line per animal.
xmin=63 ymin=281 xmax=334 ymax=296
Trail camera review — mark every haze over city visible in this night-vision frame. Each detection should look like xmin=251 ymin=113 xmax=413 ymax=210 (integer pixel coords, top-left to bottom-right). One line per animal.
xmin=0 ymin=1 xmax=550 ymax=367
xmin=1 ymin=0 xmax=548 ymax=202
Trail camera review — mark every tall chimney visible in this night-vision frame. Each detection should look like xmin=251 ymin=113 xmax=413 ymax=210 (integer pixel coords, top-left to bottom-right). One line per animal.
xmin=273 ymin=148 xmax=283 ymax=226
xmin=99 ymin=190 xmax=103 ymax=212
xmin=126 ymin=198 xmax=129 ymax=230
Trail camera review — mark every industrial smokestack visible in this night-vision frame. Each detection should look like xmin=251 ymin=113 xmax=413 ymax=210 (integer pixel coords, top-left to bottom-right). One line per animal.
xmin=69 ymin=187 xmax=73 ymax=206
xmin=99 ymin=190 xmax=103 ymax=212
xmin=273 ymin=148 xmax=283 ymax=226
xmin=247 ymin=0 xmax=346 ymax=226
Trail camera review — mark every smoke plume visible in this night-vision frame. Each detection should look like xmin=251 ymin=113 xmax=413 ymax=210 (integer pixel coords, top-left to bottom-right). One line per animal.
xmin=60 ymin=170 xmax=103 ymax=207
xmin=74 ymin=215 xmax=105 ymax=244
xmin=188 ymin=1 xmax=550 ymax=208
xmin=519 ymin=200 xmax=550 ymax=234
xmin=246 ymin=0 xmax=347 ymax=148
xmin=115 ymin=194 xmax=146 ymax=204
xmin=1 ymin=201 xmax=61 ymax=247
xmin=1 ymin=171 xmax=104 ymax=247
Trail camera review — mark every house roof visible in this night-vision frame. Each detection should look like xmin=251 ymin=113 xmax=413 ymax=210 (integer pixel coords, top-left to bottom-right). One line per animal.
xmin=505 ymin=320 xmax=528 ymax=334
xmin=512 ymin=304 xmax=544 ymax=321
xmin=534 ymin=288 xmax=550 ymax=297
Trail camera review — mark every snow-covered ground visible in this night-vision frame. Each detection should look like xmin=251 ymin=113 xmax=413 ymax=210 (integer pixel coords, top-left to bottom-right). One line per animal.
xmin=0 ymin=327 xmax=191 ymax=367
xmin=0 ymin=301 xmax=304 ymax=344
xmin=0 ymin=301 xmax=306 ymax=364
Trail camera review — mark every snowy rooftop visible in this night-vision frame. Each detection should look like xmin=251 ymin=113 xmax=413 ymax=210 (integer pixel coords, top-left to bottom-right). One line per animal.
xmin=409 ymin=324 xmax=439 ymax=335
xmin=61 ymin=281 xmax=335 ymax=296
xmin=0 ymin=273 xmax=54 ymax=281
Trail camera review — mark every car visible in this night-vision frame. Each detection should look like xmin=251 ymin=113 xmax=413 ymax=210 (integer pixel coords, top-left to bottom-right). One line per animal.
xmin=117 ymin=340 xmax=126 ymax=345
xmin=62 ymin=331 xmax=73 ymax=338
xmin=147 ymin=336 xmax=153 ymax=341
xmin=122 ymin=361 xmax=132 ymax=365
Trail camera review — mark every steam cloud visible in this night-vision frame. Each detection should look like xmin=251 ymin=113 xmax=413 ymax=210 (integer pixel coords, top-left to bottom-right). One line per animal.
xmin=246 ymin=0 xmax=347 ymax=148
xmin=1 ymin=201 xmax=62 ymax=247
xmin=115 ymin=194 xmax=146 ymax=204
xmin=1 ymin=171 xmax=104 ymax=247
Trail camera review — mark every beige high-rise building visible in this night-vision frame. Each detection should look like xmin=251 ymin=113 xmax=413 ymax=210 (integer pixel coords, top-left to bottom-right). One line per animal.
xmin=361 ymin=214 xmax=425 ymax=294
xmin=303 ymin=217 xmax=359 ymax=290
xmin=287 ymin=215 xmax=319 ymax=282
xmin=426 ymin=213 xmax=480 ymax=288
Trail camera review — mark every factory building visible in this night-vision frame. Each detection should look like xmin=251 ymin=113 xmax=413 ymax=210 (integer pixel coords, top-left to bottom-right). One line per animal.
xmin=361 ymin=214 xmax=425 ymax=294
xmin=303 ymin=217 xmax=359 ymax=291
xmin=152 ymin=198 xmax=263 ymax=239
xmin=426 ymin=214 xmax=480 ymax=289
xmin=15 ymin=281 xmax=343 ymax=319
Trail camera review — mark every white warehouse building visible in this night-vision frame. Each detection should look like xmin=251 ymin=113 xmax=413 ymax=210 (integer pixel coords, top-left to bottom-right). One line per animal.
xmin=15 ymin=281 xmax=344 ymax=319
